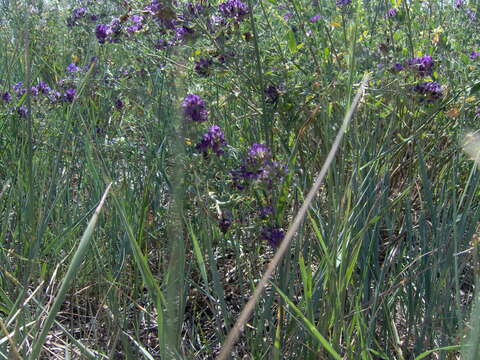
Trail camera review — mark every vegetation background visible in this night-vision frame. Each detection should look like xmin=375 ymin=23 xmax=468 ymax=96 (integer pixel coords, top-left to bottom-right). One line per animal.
xmin=0 ymin=0 xmax=480 ymax=358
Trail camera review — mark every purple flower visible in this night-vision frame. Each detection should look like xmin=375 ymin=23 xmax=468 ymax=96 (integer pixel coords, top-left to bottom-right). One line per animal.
xmin=196 ymin=125 xmax=227 ymax=156
xmin=37 ymin=81 xmax=51 ymax=94
xmin=470 ymin=51 xmax=480 ymax=60
xmin=12 ymin=82 xmax=25 ymax=96
xmin=336 ymin=0 xmax=352 ymax=7
xmin=115 ymin=98 xmax=124 ymax=110
xmin=1 ymin=91 xmax=11 ymax=103
xmin=194 ymin=57 xmax=213 ymax=77
xmin=219 ymin=0 xmax=249 ymax=22
xmin=48 ymin=90 xmax=61 ymax=103
xmin=261 ymin=226 xmax=285 ymax=247
xmin=17 ymin=105 xmax=27 ymax=117
xmin=30 ymin=86 xmax=39 ymax=96
xmin=387 ymin=8 xmax=397 ymax=17
xmin=182 ymin=94 xmax=208 ymax=122
xmin=284 ymin=11 xmax=293 ymax=21
xmin=95 ymin=24 xmax=110 ymax=43
xmin=64 ymin=88 xmax=76 ymax=103
xmin=455 ymin=0 xmax=464 ymax=8
xmin=392 ymin=63 xmax=404 ymax=72
xmin=90 ymin=14 xmax=98 ymax=21
xmin=248 ymin=143 xmax=271 ymax=162
xmin=67 ymin=63 xmax=79 ymax=73
xmin=407 ymin=56 xmax=434 ymax=77
xmin=73 ymin=7 xmax=86 ymax=19
xmin=265 ymin=85 xmax=280 ymax=104
xmin=413 ymin=81 xmax=443 ymax=103
xmin=127 ymin=23 xmax=143 ymax=33
xmin=132 ymin=15 xmax=143 ymax=23
xmin=231 ymin=143 xmax=288 ymax=190
xmin=175 ymin=26 xmax=194 ymax=41
xmin=218 ymin=212 xmax=232 ymax=233
xmin=310 ymin=15 xmax=321 ymax=22
xmin=259 ymin=205 xmax=274 ymax=219
xmin=466 ymin=8 xmax=476 ymax=21
xmin=145 ymin=0 xmax=163 ymax=15
xmin=476 ymin=106 xmax=480 ymax=117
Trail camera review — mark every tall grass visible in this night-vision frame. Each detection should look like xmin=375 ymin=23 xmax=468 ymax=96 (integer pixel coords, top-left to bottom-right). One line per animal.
xmin=0 ymin=0 xmax=479 ymax=359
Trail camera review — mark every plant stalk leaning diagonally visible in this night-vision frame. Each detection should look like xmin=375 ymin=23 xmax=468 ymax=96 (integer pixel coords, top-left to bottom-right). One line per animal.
xmin=28 ymin=183 xmax=112 ymax=360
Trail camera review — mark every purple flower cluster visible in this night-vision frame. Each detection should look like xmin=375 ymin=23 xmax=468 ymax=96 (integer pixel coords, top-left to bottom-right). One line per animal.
xmin=336 ymin=0 xmax=352 ymax=7
xmin=265 ymin=85 xmax=280 ymax=104
xmin=261 ymin=226 xmax=285 ymax=247
xmin=1 ymin=91 xmax=11 ymax=103
xmin=194 ymin=57 xmax=213 ymax=77
xmin=470 ymin=51 xmax=480 ymax=60
xmin=182 ymin=94 xmax=208 ymax=122
xmin=64 ymin=88 xmax=77 ymax=103
xmin=196 ymin=125 xmax=227 ymax=156
xmin=310 ymin=15 xmax=321 ymax=23
xmin=219 ymin=0 xmax=249 ymax=23
xmin=413 ymin=81 xmax=443 ymax=103
xmin=387 ymin=8 xmax=398 ymax=17
xmin=407 ymin=56 xmax=434 ymax=77
xmin=126 ymin=15 xmax=144 ymax=34
xmin=231 ymin=143 xmax=288 ymax=190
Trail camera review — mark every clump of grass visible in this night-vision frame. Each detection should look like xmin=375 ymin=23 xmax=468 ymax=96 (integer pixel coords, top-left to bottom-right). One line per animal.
xmin=0 ymin=0 xmax=479 ymax=359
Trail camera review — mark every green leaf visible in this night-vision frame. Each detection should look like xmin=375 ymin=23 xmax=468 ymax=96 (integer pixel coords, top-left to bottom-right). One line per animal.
xmin=287 ymin=30 xmax=297 ymax=53
xmin=470 ymin=82 xmax=480 ymax=95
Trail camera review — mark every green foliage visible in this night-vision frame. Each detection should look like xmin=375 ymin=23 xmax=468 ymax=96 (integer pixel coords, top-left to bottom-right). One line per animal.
xmin=0 ymin=0 xmax=479 ymax=358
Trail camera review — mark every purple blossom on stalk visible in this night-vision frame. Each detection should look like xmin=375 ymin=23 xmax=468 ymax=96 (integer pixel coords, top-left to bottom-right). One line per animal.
xmin=284 ymin=11 xmax=293 ymax=21
xmin=466 ymin=8 xmax=476 ymax=21
xmin=73 ymin=7 xmax=86 ymax=19
xmin=231 ymin=143 xmax=287 ymax=190
xmin=470 ymin=51 xmax=480 ymax=60
xmin=387 ymin=8 xmax=397 ymax=17
xmin=392 ymin=63 xmax=404 ymax=72
xmin=12 ymin=82 xmax=25 ymax=96
xmin=475 ymin=106 xmax=480 ymax=117
xmin=185 ymin=2 xmax=205 ymax=17
xmin=17 ymin=105 xmax=27 ymax=117
xmin=64 ymin=88 xmax=76 ymax=103
xmin=218 ymin=212 xmax=232 ymax=233
xmin=194 ymin=57 xmax=213 ymax=77
xmin=310 ymin=15 xmax=321 ymax=22
xmin=48 ymin=90 xmax=61 ymax=103
xmin=1 ymin=92 xmax=11 ymax=103
xmin=67 ymin=63 xmax=79 ymax=73
xmin=455 ymin=0 xmax=464 ymax=8
xmin=37 ymin=81 xmax=51 ymax=94
xmin=413 ymin=81 xmax=443 ymax=103
xmin=219 ymin=0 xmax=249 ymax=23
xmin=175 ymin=26 xmax=194 ymax=41
xmin=115 ymin=98 xmax=124 ymax=110
xmin=259 ymin=205 xmax=274 ymax=219
xmin=145 ymin=0 xmax=163 ymax=15
xmin=261 ymin=226 xmax=285 ymax=247
xmin=95 ymin=24 xmax=110 ymax=43
xmin=182 ymin=94 xmax=208 ymax=122
xmin=407 ymin=56 xmax=434 ymax=77
xmin=336 ymin=0 xmax=351 ymax=7
xmin=196 ymin=125 xmax=227 ymax=156
xmin=265 ymin=85 xmax=280 ymax=104
xmin=30 ymin=86 xmax=39 ymax=96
